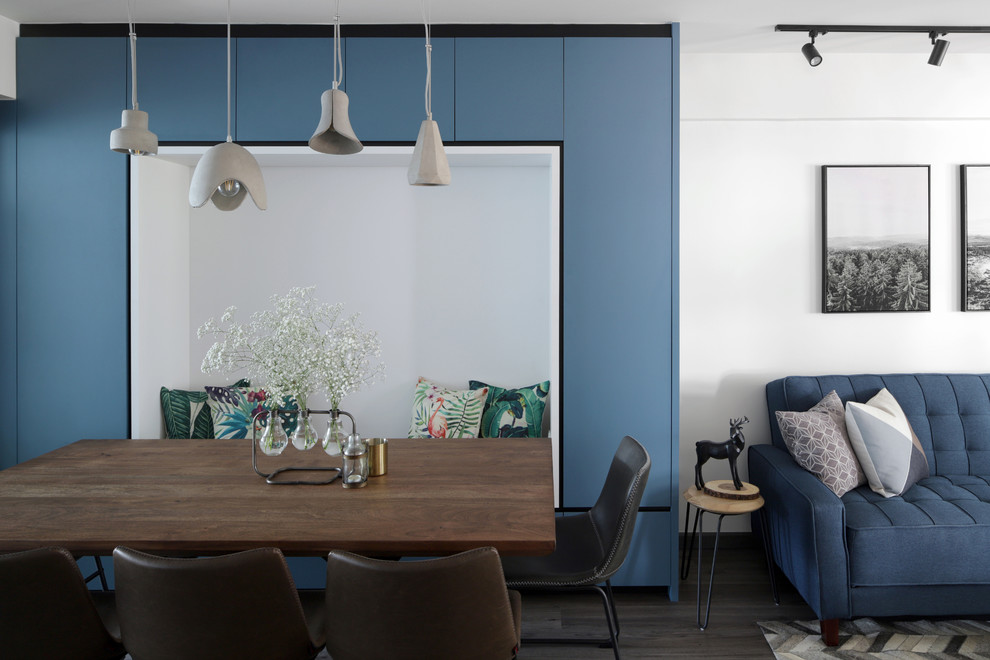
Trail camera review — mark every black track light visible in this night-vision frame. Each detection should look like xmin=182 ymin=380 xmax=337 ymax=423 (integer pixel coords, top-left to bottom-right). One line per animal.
xmin=802 ymin=31 xmax=822 ymax=67
xmin=928 ymin=32 xmax=949 ymax=66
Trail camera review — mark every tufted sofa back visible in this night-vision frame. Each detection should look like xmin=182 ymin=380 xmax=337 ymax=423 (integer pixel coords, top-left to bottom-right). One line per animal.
xmin=767 ymin=374 xmax=990 ymax=477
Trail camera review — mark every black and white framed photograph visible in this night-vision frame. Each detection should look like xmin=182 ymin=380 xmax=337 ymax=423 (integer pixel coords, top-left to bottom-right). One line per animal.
xmin=822 ymin=165 xmax=930 ymax=313
xmin=961 ymin=165 xmax=990 ymax=311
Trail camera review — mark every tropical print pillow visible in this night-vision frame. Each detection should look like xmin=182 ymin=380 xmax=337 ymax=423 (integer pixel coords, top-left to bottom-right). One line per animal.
xmin=470 ymin=380 xmax=550 ymax=438
xmin=161 ymin=379 xmax=250 ymax=439
xmin=205 ymin=386 xmax=298 ymax=440
xmin=408 ymin=378 xmax=488 ymax=439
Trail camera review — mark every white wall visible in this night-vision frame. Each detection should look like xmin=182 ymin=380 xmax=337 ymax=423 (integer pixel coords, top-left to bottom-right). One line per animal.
xmin=681 ymin=52 xmax=990 ymax=531
xmin=130 ymin=156 xmax=192 ymax=438
xmin=0 ymin=15 xmax=16 ymax=100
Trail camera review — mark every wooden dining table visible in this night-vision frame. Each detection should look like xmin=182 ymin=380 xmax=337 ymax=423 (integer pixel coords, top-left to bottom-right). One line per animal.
xmin=0 ymin=437 xmax=556 ymax=557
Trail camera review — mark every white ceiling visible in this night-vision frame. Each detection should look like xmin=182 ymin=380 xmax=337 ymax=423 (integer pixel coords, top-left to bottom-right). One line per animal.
xmin=4 ymin=0 xmax=990 ymax=53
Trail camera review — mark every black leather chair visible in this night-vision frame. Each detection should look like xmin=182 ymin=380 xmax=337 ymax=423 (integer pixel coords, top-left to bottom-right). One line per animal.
xmin=325 ymin=546 xmax=521 ymax=660
xmin=113 ymin=546 xmax=325 ymax=660
xmin=0 ymin=546 xmax=125 ymax=660
xmin=500 ymin=435 xmax=651 ymax=660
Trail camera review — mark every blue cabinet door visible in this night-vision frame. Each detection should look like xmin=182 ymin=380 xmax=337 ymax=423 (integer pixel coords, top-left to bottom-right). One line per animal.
xmin=16 ymin=38 xmax=129 ymax=461
xmin=562 ymin=36 xmax=676 ymax=588
xmin=0 ymin=100 xmax=15 ymax=469
xmin=346 ymin=37 xmax=453 ymax=142
xmin=130 ymin=38 xmax=230 ymax=142
xmin=455 ymin=37 xmax=563 ymax=141
xmin=236 ymin=37 xmax=334 ymax=142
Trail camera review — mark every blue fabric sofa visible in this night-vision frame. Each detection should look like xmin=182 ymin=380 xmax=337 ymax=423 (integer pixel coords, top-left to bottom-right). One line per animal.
xmin=749 ymin=374 xmax=990 ymax=645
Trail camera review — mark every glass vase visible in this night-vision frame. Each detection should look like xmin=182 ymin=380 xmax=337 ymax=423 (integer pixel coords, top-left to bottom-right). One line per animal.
xmin=291 ymin=408 xmax=318 ymax=451
xmin=258 ymin=412 xmax=288 ymax=456
xmin=323 ymin=414 xmax=345 ymax=456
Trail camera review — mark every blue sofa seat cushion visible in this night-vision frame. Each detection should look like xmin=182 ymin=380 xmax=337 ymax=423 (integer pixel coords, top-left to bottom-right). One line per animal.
xmin=844 ymin=475 xmax=990 ymax=587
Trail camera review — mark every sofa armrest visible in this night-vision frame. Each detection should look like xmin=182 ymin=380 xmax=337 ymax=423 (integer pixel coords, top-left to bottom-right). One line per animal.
xmin=748 ymin=444 xmax=850 ymax=620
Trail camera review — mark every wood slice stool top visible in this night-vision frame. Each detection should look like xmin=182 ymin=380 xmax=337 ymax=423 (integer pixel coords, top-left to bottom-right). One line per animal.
xmin=683 ymin=484 xmax=764 ymax=516
xmin=702 ymin=479 xmax=761 ymax=501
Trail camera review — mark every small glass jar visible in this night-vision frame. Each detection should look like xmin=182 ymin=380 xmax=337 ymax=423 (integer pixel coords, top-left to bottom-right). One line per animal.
xmin=341 ymin=433 xmax=368 ymax=488
xmin=258 ymin=412 xmax=288 ymax=456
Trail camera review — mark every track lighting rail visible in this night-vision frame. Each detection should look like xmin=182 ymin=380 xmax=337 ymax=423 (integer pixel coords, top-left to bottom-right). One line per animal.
xmin=776 ymin=25 xmax=990 ymax=35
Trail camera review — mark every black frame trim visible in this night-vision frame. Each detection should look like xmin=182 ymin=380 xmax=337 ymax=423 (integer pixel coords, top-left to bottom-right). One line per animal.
xmin=21 ymin=23 xmax=672 ymax=39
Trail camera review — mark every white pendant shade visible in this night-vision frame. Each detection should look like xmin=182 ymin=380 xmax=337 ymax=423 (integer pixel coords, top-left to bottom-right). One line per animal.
xmin=110 ymin=109 xmax=158 ymax=156
xmin=189 ymin=141 xmax=267 ymax=211
xmin=309 ymin=88 xmax=363 ymax=155
xmin=408 ymin=119 xmax=451 ymax=186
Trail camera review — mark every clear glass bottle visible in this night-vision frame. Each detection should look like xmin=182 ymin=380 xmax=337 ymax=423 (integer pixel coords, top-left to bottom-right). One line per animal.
xmin=291 ymin=408 xmax=318 ymax=451
xmin=258 ymin=411 xmax=288 ymax=456
xmin=341 ymin=433 xmax=368 ymax=488
xmin=323 ymin=414 xmax=345 ymax=456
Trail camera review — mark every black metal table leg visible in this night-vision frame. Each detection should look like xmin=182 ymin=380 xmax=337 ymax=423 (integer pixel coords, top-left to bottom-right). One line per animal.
xmin=696 ymin=511 xmax=726 ymax=630
xmin=759 ymin=507 xmax=780 ymax=605
xmin=680 ymin=502 xmax=701 ymax=580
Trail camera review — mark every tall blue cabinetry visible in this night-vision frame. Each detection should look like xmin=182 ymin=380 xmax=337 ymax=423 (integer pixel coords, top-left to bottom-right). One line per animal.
xmin=6 ymin=26 xmax=679 ymax=593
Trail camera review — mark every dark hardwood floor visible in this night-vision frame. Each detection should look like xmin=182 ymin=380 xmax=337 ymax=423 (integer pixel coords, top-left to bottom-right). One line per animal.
xmin=515 ymin=534 xmax=816 ymax=659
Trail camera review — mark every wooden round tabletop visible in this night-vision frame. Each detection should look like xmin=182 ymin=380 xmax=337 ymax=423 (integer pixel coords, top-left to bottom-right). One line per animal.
xmin=683 ymin=482 xmax=765 ymax=515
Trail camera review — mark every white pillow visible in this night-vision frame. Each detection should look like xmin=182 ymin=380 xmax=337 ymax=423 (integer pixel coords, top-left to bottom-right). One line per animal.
xmin=845 ymin=388 xmax=929 ymax=498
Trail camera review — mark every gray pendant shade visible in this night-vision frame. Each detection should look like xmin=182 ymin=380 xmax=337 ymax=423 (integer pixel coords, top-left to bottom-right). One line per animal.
xmin=189 ymin=141 xmax=267 ymax=211
xmin=309 ymin=88 xmax=363 ymax=155
xmin=408 ymin=119 xmax=450 ymax=186
xmin=110 ymin=109 xmax=158 ymax=155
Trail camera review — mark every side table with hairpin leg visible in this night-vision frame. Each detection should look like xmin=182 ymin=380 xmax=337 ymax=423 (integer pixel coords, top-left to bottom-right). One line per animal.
xmin=680 ymin=481 xmax=779 ymax=630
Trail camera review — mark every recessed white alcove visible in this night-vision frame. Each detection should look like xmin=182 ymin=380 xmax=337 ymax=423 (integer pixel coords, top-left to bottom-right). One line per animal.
xmin=130 ymin=145 xmax=560 ymax=497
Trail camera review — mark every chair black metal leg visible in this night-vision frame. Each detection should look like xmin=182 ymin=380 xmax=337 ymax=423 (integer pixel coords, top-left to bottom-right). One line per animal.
xmin=696 ymin=512 xmax=726 ymax=630
xmin=680 ymin=503 xmax=700 ymax=580
xmin=592 ymin=584 xmax=621 ymax=660
xmin=759 ymin=507 xmax=780 ymax=605
xmin=604 ymin=578 xmax=620 ymax=636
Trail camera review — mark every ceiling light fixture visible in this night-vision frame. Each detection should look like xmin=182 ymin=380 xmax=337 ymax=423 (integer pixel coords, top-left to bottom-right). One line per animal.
xmin=408 ymin=0 xmax=450 ymax=186
xmin=189 ymin=0 xmax=266 ymax=211
xmin=928 ymin=32 xmax=949 ymax=66
xmin=802 ymin=30 xmax=823 ymax=67
xmin=110 ymin=0 xmax=157 ymax=155
xmin=309 ymin=0 xmax=362 ymax=155
xmin=777 ymin=24 xmax=990 ymax=67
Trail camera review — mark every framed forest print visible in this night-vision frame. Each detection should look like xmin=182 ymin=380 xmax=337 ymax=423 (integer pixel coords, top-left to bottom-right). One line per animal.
xmin=822 ymin=165 xmax=930 ymax=313
xmin=961 ymin=165 xmax=990 ymax=311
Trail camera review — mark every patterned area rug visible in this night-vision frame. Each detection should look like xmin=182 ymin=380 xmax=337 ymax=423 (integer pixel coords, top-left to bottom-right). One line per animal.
xmin=759 ymin=619 xmax=990 ymax=659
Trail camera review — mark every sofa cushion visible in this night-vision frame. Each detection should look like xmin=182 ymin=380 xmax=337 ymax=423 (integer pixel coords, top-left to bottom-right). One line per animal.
xmin=776 ymin=390 xmax=866 ymax=497
xmin=846 ymin=388 xmax=930 ymax=498
xmin=844 ymin=475 xmax=990 ymax=587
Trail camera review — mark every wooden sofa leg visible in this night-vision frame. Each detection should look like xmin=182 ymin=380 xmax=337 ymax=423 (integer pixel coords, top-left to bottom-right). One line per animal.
xmin=820 ymin=619 xmax=839 ymax=646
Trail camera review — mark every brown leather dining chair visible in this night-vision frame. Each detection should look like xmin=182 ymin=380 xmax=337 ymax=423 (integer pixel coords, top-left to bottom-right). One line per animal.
xmin=325 ymin=546 xmax=522 ymax=660
xmin=113 ymin=546 xmax=325 ymax=660
xmin=500 ymin=435 xmax=651 ymax=660
xmin=0 ymin=546 xmax=126 ymax=660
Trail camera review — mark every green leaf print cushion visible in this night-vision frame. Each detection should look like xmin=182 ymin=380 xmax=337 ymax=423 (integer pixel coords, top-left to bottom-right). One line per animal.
xmin=469 ymin=380 xmax=550 ymax=438
xmin=205 ymin=385 xmax=298 ymax=440
xmin=160 ymin=378 xmax=250 ymax=439
xmin=408 ymin=378 xmax=489 ymax=439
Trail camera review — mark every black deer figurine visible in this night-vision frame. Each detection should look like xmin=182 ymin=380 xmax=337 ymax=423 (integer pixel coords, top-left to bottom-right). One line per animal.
xmin=694 ymin=417 xmax=749 ymax=491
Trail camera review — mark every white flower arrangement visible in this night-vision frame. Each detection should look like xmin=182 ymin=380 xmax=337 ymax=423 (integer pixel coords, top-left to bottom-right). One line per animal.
xmin=197 ymin=286 xmax=385 ymax=409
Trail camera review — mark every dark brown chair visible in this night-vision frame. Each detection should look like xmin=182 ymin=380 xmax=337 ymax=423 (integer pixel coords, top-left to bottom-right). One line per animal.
xmin=325 ymin=546 xmax=521 ymax=660
xmin=500 ymin=435 xmax=651 ymax=660
xmin=0 ymin=546 xmax=125 ymax=660
xmin=113 ymin=546 xmax=324 ymax=660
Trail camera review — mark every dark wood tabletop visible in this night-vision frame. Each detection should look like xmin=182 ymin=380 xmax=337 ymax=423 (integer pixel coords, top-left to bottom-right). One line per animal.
xmin=0 ymin=437 xmax=556 ymax=557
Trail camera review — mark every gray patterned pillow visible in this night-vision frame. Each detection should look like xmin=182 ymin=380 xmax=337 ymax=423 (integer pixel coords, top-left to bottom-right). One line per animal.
xmin=775 ymin=390 xmax=866 ymax=497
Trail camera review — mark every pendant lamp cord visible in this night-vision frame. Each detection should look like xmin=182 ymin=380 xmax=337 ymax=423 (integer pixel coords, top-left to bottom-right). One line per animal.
xmin=226 ymin=0 xmax=232 ymax=142
xmin=422 ymin=0 xmax=432 ymax=120
xmin=126 ymin=0 xmax=138 ymax=111
xmin=332 ymin=0 xmax=343 ymax=90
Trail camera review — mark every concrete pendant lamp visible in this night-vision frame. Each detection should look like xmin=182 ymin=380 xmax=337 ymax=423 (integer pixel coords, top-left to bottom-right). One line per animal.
xmin=408 ymin=5 xmax=450 ymax=186
xmin=110 ymin=0 xmax=157 ymax=156
xmin=189 ymin=0 xmax=266 ymax=211
xmin=309 ymin=0 xmax=363 ymax=155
